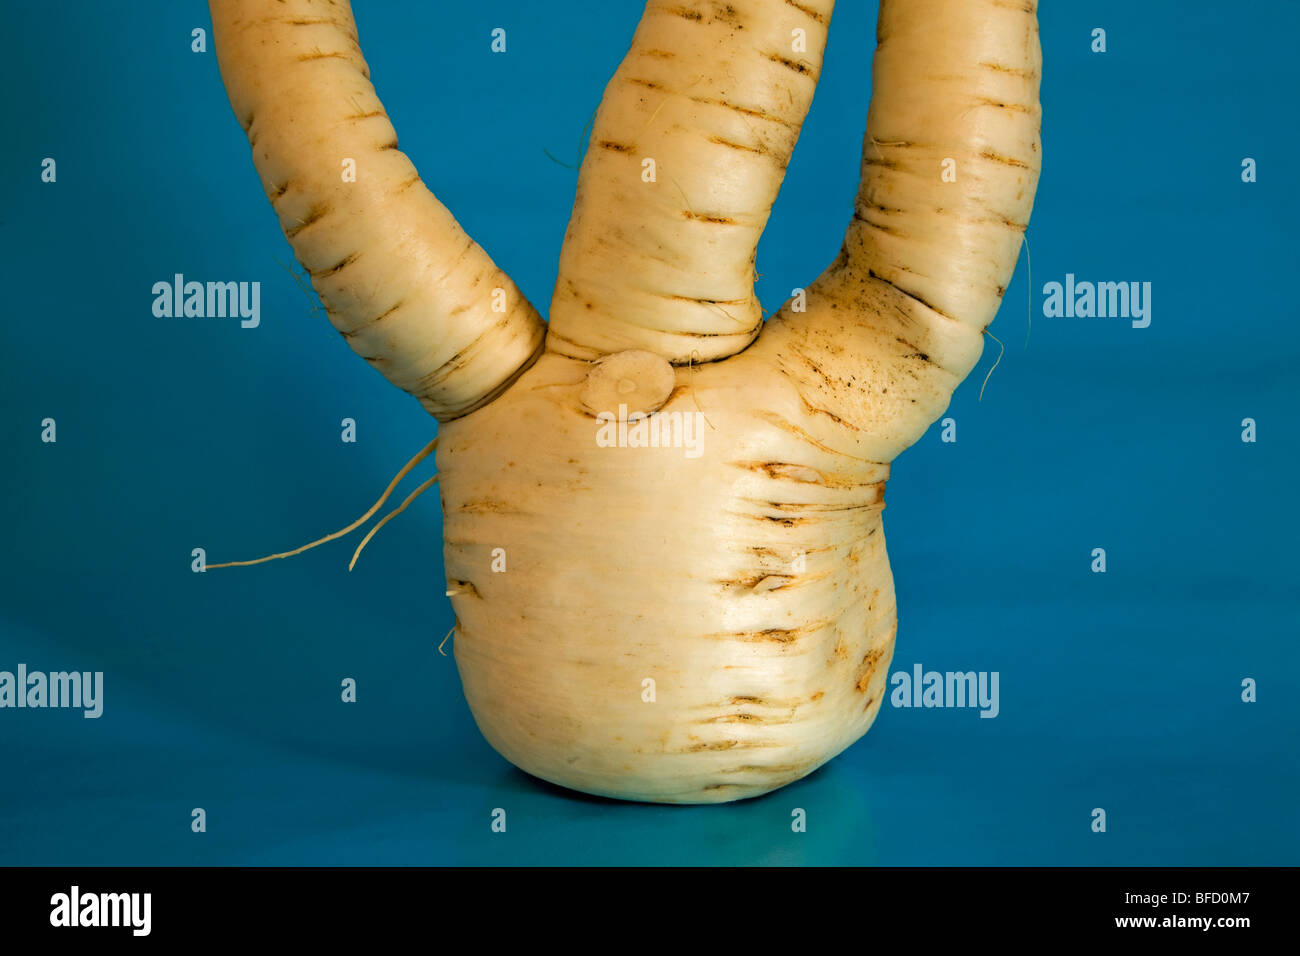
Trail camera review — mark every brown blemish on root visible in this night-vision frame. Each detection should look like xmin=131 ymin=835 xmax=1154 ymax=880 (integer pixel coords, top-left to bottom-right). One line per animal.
xmin=744 ymin=544 xmax=834 ymax=560
xmin=660 ymin=327 xmax=749 ymax=340
xmin=854 ymin=646 xmax=887 ymax=693
xmin=655 ymin=291 xmax=749 ymax=307
xmin=766 ymin=52 xmax=814 ymax=76
xmin=853 ymin=208 xmax=905 ymax=237
xmin=797 ymin=394 xmax=860 ymax=430
xmin=979 ymin=60 xmax=1040 ymax=79
xmin=708 ymin=135 xmax=767 ymax=156
xmin=342 ymin=299 xmax=403 ymax=338
xmin=784 ymin=0 xmax=828 ymax=23
xmin=980 ymin=148 xmax=1030 ymax=169
xmin=686 ymin=93 xmax=799 ymax=130
xmin=729 ymin=460 xmax=881 ymax=491
xmin=734 ymin=460 xmax=825 ymax=484
xmin=285 ymin=202 xmax=329 ymax=239
xmin=282 ymin=17 xmax=350 ymax=28
xmin=757 ymin=513 xmax=810 ymax=528
xmin=683 ymin=210 xmax=738 ymax=225
xmin=297 ymin=50 xmax=352 ymax=62
xmin=719 ymin=763 xmax=808 ymax=776
xmin=740 ymin=495 xmax=883 ymax=519
xmin=455 ymin=498 xmax=518 ymax=515
xmin=972 ymin=96 xmax=1035 ymax=114
xmin=687 ymin=740 xmax=739 ymax=752
xmin=713 ymin=620 xmax=830 ymax=644
xmin=701 ymin=713 xmax=762 ymax=724
xmin=753 ymin=411 xmax=880 ymax=464
xmin=857 ymin=197 xmax=905 ymax=216
xmin=717 ymin=571 xmax=795 ymax=594
xmin=311 ymin=251 xmax=360 ymax=279
xmin=597 ymin=140 xmax=635 ymax=153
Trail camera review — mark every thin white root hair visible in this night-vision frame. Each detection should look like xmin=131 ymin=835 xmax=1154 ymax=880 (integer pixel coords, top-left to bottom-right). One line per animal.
xmin=348 ymin=473 xmax=441 ymax=571
xmin=207 ymin=436 xmax=438 ymax=569
xmin=978 ymin=329 xmax=1006 ymax=403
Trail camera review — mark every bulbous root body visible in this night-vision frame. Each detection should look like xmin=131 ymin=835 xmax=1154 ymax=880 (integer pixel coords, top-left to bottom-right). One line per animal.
xmin=438 ymin=342 xmax=900 ymax=803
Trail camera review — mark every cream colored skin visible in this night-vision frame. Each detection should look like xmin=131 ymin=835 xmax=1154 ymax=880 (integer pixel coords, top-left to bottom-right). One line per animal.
xmin=213 ymin=0 xmax=1040 ymax=803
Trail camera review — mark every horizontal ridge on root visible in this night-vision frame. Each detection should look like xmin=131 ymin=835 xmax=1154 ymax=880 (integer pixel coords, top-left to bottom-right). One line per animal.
xmin=705 ymin=619 xmax=833 ymax=644
xmin=867 ymin=269 xmax=957 ymax=323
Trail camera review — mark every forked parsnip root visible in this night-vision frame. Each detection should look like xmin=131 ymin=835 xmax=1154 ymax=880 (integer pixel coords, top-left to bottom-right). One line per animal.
xmin=548 ymin=0 xmax=835 ymax=363
xmin=211 ymin=0 xmax=1040 ymax=803
xmin=210 ymin=3 xmax=544 ymax=419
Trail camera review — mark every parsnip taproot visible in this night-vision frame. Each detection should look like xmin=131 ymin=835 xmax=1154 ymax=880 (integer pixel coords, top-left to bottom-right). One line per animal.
xmin=210 ymin=0 xmax=1041 ymax=803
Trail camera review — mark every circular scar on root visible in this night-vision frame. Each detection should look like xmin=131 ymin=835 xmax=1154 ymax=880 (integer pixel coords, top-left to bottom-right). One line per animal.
xmin=580 ymin=349 xmax=676 ymax=416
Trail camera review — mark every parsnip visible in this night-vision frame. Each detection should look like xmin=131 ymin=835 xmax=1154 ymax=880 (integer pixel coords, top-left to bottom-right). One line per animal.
xmin=211 ymin=0 xmax=1041 ymax=803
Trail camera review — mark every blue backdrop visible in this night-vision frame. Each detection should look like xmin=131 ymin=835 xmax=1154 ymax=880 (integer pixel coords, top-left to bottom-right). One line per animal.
xmin=2 ymin=1 xmax=1296 ymax=865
